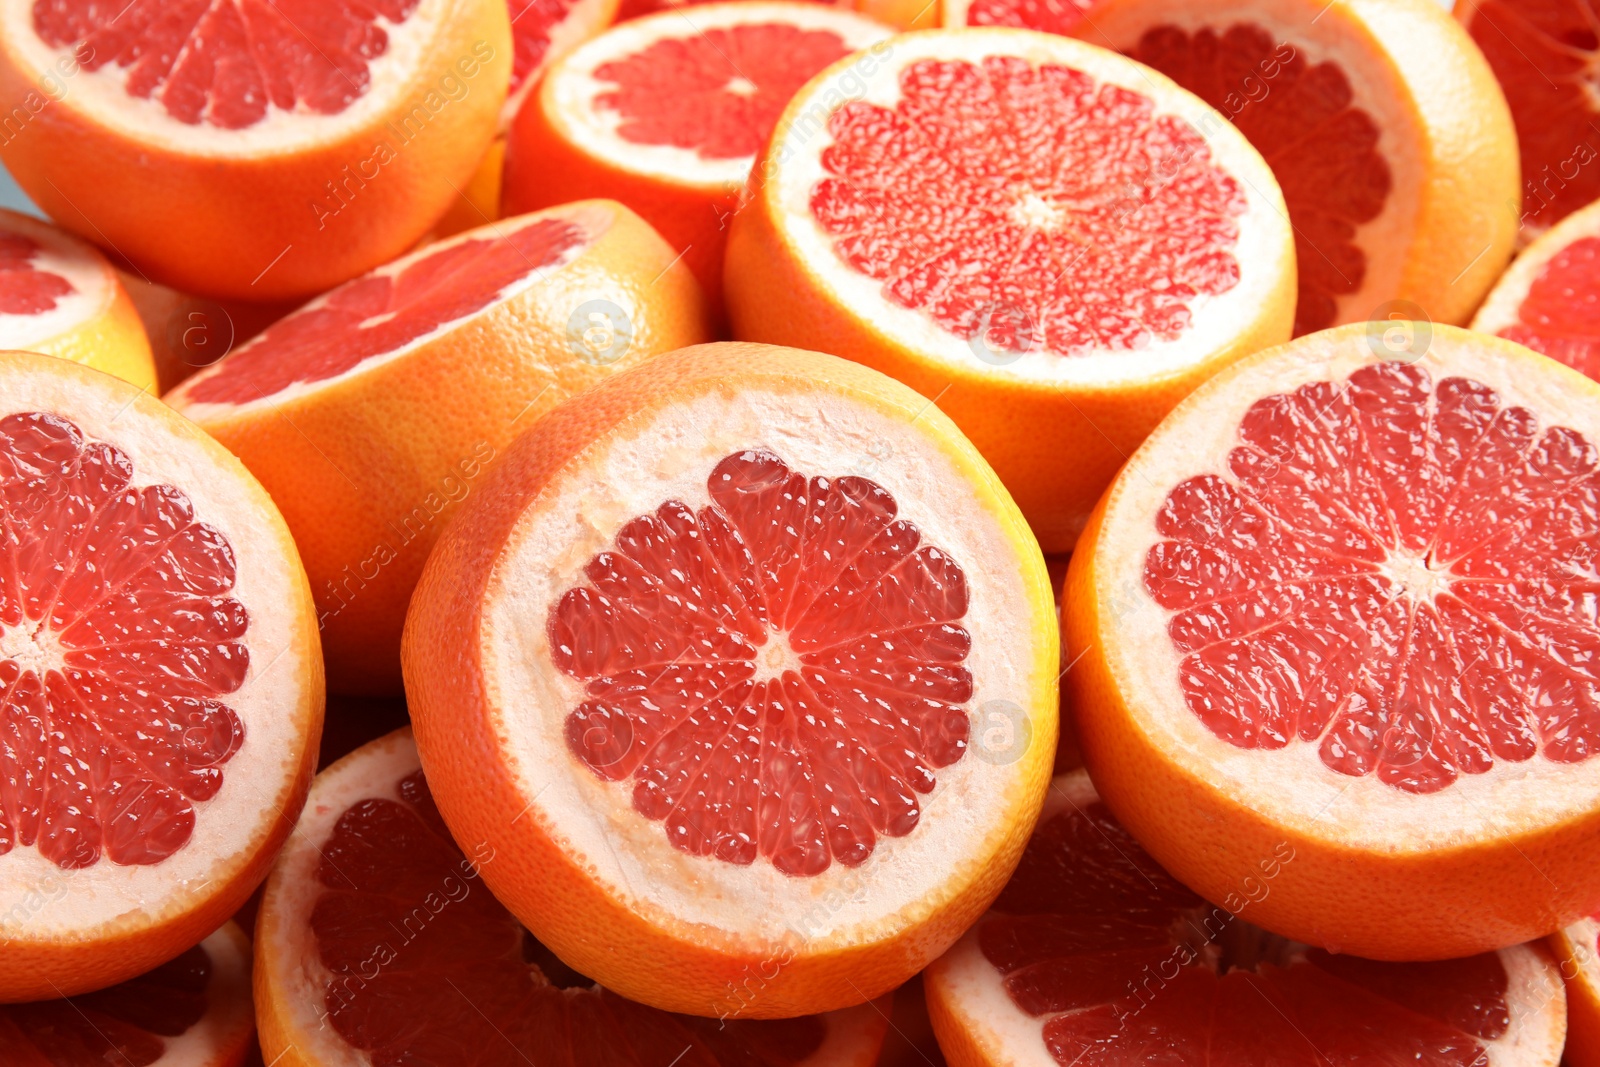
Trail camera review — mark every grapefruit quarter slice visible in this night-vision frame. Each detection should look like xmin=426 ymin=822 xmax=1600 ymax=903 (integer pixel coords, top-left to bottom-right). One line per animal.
xmin=926 ymin=771 xmax=1568 ymax=1067
xmin=1065 ymin=321 xmax=1600 ymax=961
xmin=166 ymin=201 xmax=713 ymax=697
xmin=725 ymin=27 xmax=1297 ymax=552
xmin=1067 ymin=0 xmax=1519 ymax=338
xmin=1473 ymin=195 xmax=1600 ymax=381
xmin=0 ymin=350 xmax=322 ymax=1001
xmin=0 ymin=0 xmax=513 ymax=301
xmin=256 ymin=727 xmax=893 ymax=1066
xmin=1458 ymin=0 xmax=1600 ymax=241
xmin=0 ymin=208 xmax=155 ymax=393
xmin=401 ymin=341 xmax=1059 ymax=1018
xmin=0 ymin=922 xmax=254 ymax=1066
xmin=504 ymin=2 xmax=892 ymax=308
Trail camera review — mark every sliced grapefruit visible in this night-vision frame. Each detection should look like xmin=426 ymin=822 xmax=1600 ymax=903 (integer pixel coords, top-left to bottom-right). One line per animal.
xmin=0 ymin=922 xmax=254 ymax=1065
xmin=1065 ymin=321 xmax=1600 ymax=961
xmin=256 ymin=727 xmax=893 ymax=1065
xmin=0 ymin=209 xmax=154 ymax=392
xmin=1473 ymin=195 xmax=1600 ymax=380
xmin=725 ymin=28 xmax=1296 ymax=552
xmin=1070 ymin=0 xmax=1520 ymax=337
xmin=402 ymin=341 xmax=1059 ymax=1017
xmin=504 ymin=2 xmax=892 ymax=307
xmin=167 ymin=201 xmax=712 ymax=696
xmin=1551 ymin=914 xmax=1600 ymax=1067
xmin=926 ymin=771 xmax=1568 ymax=1066
xmin=942 ymin=0 xmax=1092 ymax=36
xmin=1458 ymin=0 xmax=1600 ymax=240
xmin=115 ymin=271 xmax=292 ymax=395
xmin=0 ymin=350 xmax=322 ymax=1001
xmin=0 ymin=0 xmax=512 ymax=301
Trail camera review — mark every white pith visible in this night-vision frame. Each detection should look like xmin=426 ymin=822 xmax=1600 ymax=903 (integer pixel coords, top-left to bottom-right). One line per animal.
xmin=0 ymin=355 xmax=315 ymax=940
xmin=0 ymin=0 xmax=457 ymax=157
xmin=542 ymin=2 xmax=893 ymax=188
xmin=1472 ymin=197 xmax=1600 ymax=337
xmin=925 ymin=772 xmax=1569 ymax=1067
xmin=761 ymin=28 xmax=1294 ymax=385
xmin=149 ymin=922 xmax=254 ymax=1067
xmin=502 ymin=0 xmax=617 ymax=128
xmin=261 ymin=729 xmax=889 ymax=1067
xmin=0 ymin=208 xmax=113 ymax=349
xmin=1076 ymin=0 xmax=1426 ymax=331
xmin=166 ymin=202 xmax=613 ymax=420
xmin=476 ymin=383 xmax=1053 ymax=949
xmin=1091 ymin=326 xmax=1600 ymax=852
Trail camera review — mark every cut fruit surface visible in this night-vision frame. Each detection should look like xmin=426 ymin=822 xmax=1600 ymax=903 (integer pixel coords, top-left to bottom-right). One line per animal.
xmin=1067 ymin=0 xmax=1518 ymax=337
xmin=506 ymin=0 xmax=620 ymax=126
xmin=725 ymin=27 xmax=1296 ymax=551
xmin=1550 ymin=915 xmax=1600 ymax=1067
xmin=925 ymin=771 xmax=1568 ymax=1067
xmin=167 ymin=201 xmax=712 ymax=695
xmin=0 ymin=0 xmax=511 ymax=300
xmin=0 ymin=922 xmax=254 ymax=1066
xmin=402 ymin=342 xmax=1057 ymax=1017
xmin=256 ymin=727 xmax=893 ymax=1066
xmin=0 ymin=350 xmax=321 ymax=1000
xmin=504 ymin=2 xmax=892 ymax=306
xmin=1064 ymin=322 xmax=1600 ymax=959
xmin=115 ymin=271 xmax=292 ymax=395
xmin=0 ymin=209 xmax=154 ymax=391
xmin=944 ymin=0 xmax=1094 ymax=35
xmin=1459 ymin=0 xmax=1600 ymax=240
xmin=1474 ymin=195 xmax=1600 ymax=380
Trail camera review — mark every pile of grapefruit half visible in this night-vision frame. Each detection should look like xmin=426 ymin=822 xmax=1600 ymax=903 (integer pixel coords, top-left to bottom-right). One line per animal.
xmin=4 ymin=0 xmax=1600 ymax=1064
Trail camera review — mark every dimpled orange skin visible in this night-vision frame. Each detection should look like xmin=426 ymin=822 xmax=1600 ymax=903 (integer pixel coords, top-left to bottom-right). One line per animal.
xmin=1550 ymin=927 xmax=1600 ymax=1067
xmin=1062 ymin=326 xmax=1600 ymax=962
xmin=0 ymin=0 xmax=510 ymax=302
xmin=401 ymin=342 xmax=1058 ymax=1019
xmin=0 ymin=351 xmax=324 ymax=1003
xmin=167 ymin=201 xmax=714 ymax=697
xmin=723 ymin=34 xmax=1297 ymax=553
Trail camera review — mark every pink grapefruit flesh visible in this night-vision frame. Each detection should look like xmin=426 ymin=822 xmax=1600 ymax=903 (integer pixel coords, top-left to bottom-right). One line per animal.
xmin=32 ymin=0 xmax=425 ymax=129
xmin=1495 ymin=237 xmax=1600 ymax=377
xmin=0 ymin=230 xmax=74 ymax=315
xmin=1142 ymin=359 xmax=1600 ymax=793
xmin=0 ymin=410 xmax=249 ymax=868
xmin=175 ymin=215 xmax=590 ymax=405
xmin=552 ymin=447 xmax=972 ymax=877
xmin=809 ymin=55 xmax=1248 ymax=355
xmin=960 ymin=0 xmax=1094 ymax=36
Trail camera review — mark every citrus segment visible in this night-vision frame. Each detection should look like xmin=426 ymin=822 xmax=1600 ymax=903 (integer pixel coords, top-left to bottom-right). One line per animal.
xmin=503 ymin=3 xmax=892 ymax=306
xmin=167 ymin=201 xmax=712 ymax=695
xmin=1474 ymin=196 xmax=1600 ymax=381
xmin=0 ymin=209 xmax=155 ymax=391
xmin=1065 ymin=322 xmax=1600 ymax=959
xmin=0 ymin=0 xmax=511 ymax=300
xmin=553 ymin=447 xmax=973 ymax=875
xmin=402 ymin=342 xmax=1057 ymax=1017
xmin=0 ymin=922 xmax=253 ymax=1067
xmin=1458 ymin=0 xmax=1600 ymax=239
xmin=726 ymin=27 xmax=1295 ymax=550
xmin=925 ymin=773 xmax=1567 ymax=1066
xmin=256 ymin=728 xmax=893 ymax=1066
xmin=1070 ymin=0 xmax=1518 ymax=337
xmin=0 ymin=350 xmax=320 ymax=1002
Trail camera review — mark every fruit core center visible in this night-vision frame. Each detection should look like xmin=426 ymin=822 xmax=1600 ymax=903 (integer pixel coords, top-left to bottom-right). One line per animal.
xmin=751 ymin=628 xmax=803 ymax=683
xmin=724 ymin=75 xmax=759 ymax=96
xmin=1010 ymin=191 xmax=1068 ymax=233
xmin=0 ymin=620 xmax=65 ymax=678
xmin=1380 ymin=548 xmax=1452 ymax=605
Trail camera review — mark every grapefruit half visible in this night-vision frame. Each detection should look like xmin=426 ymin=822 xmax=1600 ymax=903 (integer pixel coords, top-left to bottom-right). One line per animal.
xmin=926 ymin=771 xmax=1568 ymax=1066
xmin=402 ymin=341 xmax=1059 ymax=1017
xmin=1473 ymin=195 xmax=1600 ymax=381
xmin=256 ymin=727 xmax=893 ymax=1066
xmin=166 ymin=201 xmax=712 ymax=696
xmin=504 ymin=2 xmax=892 ymax=306
xmin=1065 ymin=321 xmax=1600 ymax=960
xmin=0 ymin=351 xmax=322 ymax=1001
xmin=0 ymin=208 xmax=154 ymax=392
xmin=0 ymin=0 xmax=512 ymax=301
xmin=0 ymin=922 xmax=254 ymax=1065
xmin=725 ymin=27 xmax=1296 ymax=551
